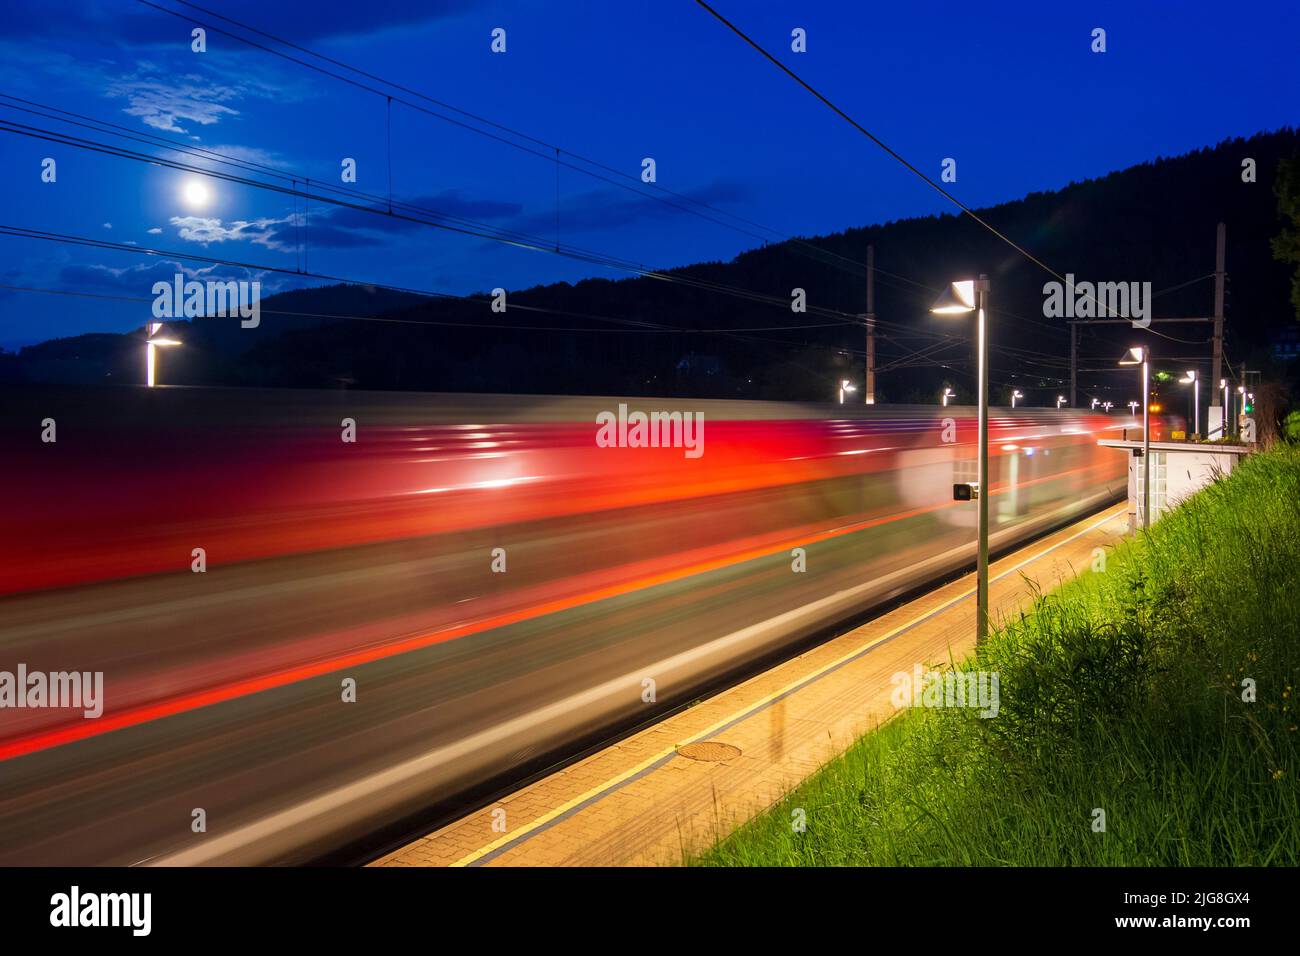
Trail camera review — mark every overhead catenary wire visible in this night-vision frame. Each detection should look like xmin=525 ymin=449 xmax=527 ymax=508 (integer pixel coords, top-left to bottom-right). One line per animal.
xmin=0 ymin=228 xmax=1045 ymax=365
xmin=0 ymin=280 xmax=853 ymax=335
xmin=0 ymin=115 xmax=901 ymax=331
xmin=19 ymin=3 xmax=1215 ymax=388
xmin=135 ymin=0 xmax=884 ymax=285
xmin=7 ymin=112 xmax=1090 ymax=367
xmin=0 ymin=209 xmax=1076 ymax=377
xmin=691 ymin=0 xmax=1211 ymax=334
xmin=153 ymin=0 xmax=912 ymax=286
xmin=2 ymin=68 xmax=1117 ymax=369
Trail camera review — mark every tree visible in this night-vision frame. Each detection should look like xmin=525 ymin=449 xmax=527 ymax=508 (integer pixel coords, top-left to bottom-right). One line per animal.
xmin=1272 ymin=155 xmax=1300 ymax=322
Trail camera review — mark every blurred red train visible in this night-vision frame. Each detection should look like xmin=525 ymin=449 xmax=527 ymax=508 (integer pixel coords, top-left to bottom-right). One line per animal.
xmin=0 ymin=386 xmax=1175 ymax=864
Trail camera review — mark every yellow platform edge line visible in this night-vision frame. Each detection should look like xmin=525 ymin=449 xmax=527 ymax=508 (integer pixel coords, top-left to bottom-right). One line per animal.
xmin=448 ymin=504 xmax=1127 ymax=866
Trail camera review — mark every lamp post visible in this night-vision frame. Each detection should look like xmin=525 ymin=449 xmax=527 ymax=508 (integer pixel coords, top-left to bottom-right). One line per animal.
xmin=1119 ymin=346 xmax=1151 ymax=530
xmin=1179 ymin=370 xmax=1199 ymax=437
xmin=1237 ymin=385 xmax=1246 ymax=422
xmin=1056 ymin=395 xmax=1066 ymax=409
xmin=1011 ymin=389 xmax=1023 ymax=408
xmin=145 ymin=322 xmax=182 ymax=387
xmin=1103 ymin=401 xmax=1113 ymax=412
xmin=931 ymin=275 xmax=990 ymax=646
xmin=839 ymin=379 xmax=856 ymax=404
xmin=1128 ymin=400 xmax=1139 ymax=416
xmin=1220 ymin=378 xmax=1230 ymax=437
xmin=941 ymin=387 xmax=954 ymax=407
xmin=1091 ymin=397 xmax=1100 ymax=410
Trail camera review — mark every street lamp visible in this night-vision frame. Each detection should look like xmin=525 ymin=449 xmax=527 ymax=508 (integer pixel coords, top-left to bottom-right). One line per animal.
xmin=1055 ymin=395 xmax=1066 ymax=409
xmin=1220 ymin=378 xmax=1230 ymax=437
xmin=1128 ymin=400 xmax=1139 ymax=416
xmin=1103 ymin=401 xmax=1113 ymax=412
xmin=1119 ymin=346 xmax=1151 ymax=530
xmin=941 ymin=387 xmax=954 ymax=407
xmin=1237 ymin=385 xmax=1247 ymax=422
xmin=1091 ymin=397 xmax=1100 ymax=410
xmin=1179 ymin=370 xmax=1199 ymax=437
xmin=145 ymin=322 xmax=182 ymax=387
xmin=1011 ymin=389 xmax=1023 ymax=408
xmin=931 ymin=275 xmax=991 ymax=646
xmin=839 ymin=379 xmax=856 ymax=404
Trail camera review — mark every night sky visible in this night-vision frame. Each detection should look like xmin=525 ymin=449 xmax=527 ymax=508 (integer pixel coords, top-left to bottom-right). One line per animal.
xmin=2 ymin=0 xmax=1298 ymax=349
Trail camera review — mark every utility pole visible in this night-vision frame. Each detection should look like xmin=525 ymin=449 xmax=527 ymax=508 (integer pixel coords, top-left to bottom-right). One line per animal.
xmin=1210 ymin=222 xmax=1226 ymax=437
xmin=1069 ymin=322 xmax=1078 ymax=407
xmin=865 ymin=244 xmax=876 ymax=404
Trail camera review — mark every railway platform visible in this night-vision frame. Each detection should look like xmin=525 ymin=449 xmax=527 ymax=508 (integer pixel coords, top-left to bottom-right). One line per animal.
xmin=370 ymin=503 xmax=1129 ymax=867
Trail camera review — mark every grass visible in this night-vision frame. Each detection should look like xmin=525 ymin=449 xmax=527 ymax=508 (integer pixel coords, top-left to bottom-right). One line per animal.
xmin=696 ymin=446 xmax=1300 ymax=866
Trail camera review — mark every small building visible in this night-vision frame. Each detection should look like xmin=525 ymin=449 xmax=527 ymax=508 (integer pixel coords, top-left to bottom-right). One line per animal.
xmin=1097 ymin=439 xmax=1251 ymax=531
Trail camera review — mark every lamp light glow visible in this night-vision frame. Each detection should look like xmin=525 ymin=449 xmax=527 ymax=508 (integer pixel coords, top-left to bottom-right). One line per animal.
xmin=145 ymin=321 xmax=182 ymax=387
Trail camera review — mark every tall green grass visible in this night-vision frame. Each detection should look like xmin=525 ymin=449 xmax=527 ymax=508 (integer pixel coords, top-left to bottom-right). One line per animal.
xmin=697 ymin=447 xmax=1300 ymax=866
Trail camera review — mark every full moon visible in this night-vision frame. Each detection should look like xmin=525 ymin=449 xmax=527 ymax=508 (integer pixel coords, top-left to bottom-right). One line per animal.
xmin=182 ymin=180 xmax=211 ymax=209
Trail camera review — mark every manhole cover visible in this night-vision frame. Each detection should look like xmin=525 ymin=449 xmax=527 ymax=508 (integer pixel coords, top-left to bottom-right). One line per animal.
xmin=676 ymin=741 xmax=742 ymax=762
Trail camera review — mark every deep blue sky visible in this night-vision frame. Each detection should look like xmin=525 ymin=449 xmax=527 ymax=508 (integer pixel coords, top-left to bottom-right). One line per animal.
xmin=2 ymin=0 xmax=1298 ymax=349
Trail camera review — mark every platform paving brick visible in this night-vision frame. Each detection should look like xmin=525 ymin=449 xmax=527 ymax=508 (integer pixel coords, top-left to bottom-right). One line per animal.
xmin=369 ymin=506 xmax=1127 ymax=868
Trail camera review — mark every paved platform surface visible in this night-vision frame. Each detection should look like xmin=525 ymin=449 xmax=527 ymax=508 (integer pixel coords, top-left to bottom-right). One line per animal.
xmin=370 ymin=505 xmax=1128 ymax=867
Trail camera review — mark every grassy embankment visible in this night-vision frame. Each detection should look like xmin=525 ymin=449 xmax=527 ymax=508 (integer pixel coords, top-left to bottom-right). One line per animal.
xmin=697 ymin=446 xmax=1300 ymax=866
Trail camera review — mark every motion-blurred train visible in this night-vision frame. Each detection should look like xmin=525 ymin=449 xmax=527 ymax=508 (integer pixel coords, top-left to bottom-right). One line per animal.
xmin=0 ymin=386 xmax=1177 ymax=864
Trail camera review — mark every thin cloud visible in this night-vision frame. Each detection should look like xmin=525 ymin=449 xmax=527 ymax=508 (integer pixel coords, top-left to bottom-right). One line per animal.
xmin=107 ymin=73 xmax=242 ymax=134
xmin=508 ymin=179 xmax=755 ymax=238
xmin=168 ymin=213 xmax=385 ymax=252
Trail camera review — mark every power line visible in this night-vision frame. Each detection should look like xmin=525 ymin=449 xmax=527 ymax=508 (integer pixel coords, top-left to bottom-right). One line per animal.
xmin=692 ymin=0 xmax=1190 ymax=332
xmin=4 ymin=54 xmax=1088 ymax=367
xmin=8 ymin=5 xmax=1140 ymax=379
xmin=0 ymin=115 xmax=895 ymax=331
xmin=0 ymin=281 xmax=849 ymax=335
xmin=138 ymin=0 xmax=885 ymax=285
xmin=0 ymin=242 xmax=905 ymax=389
